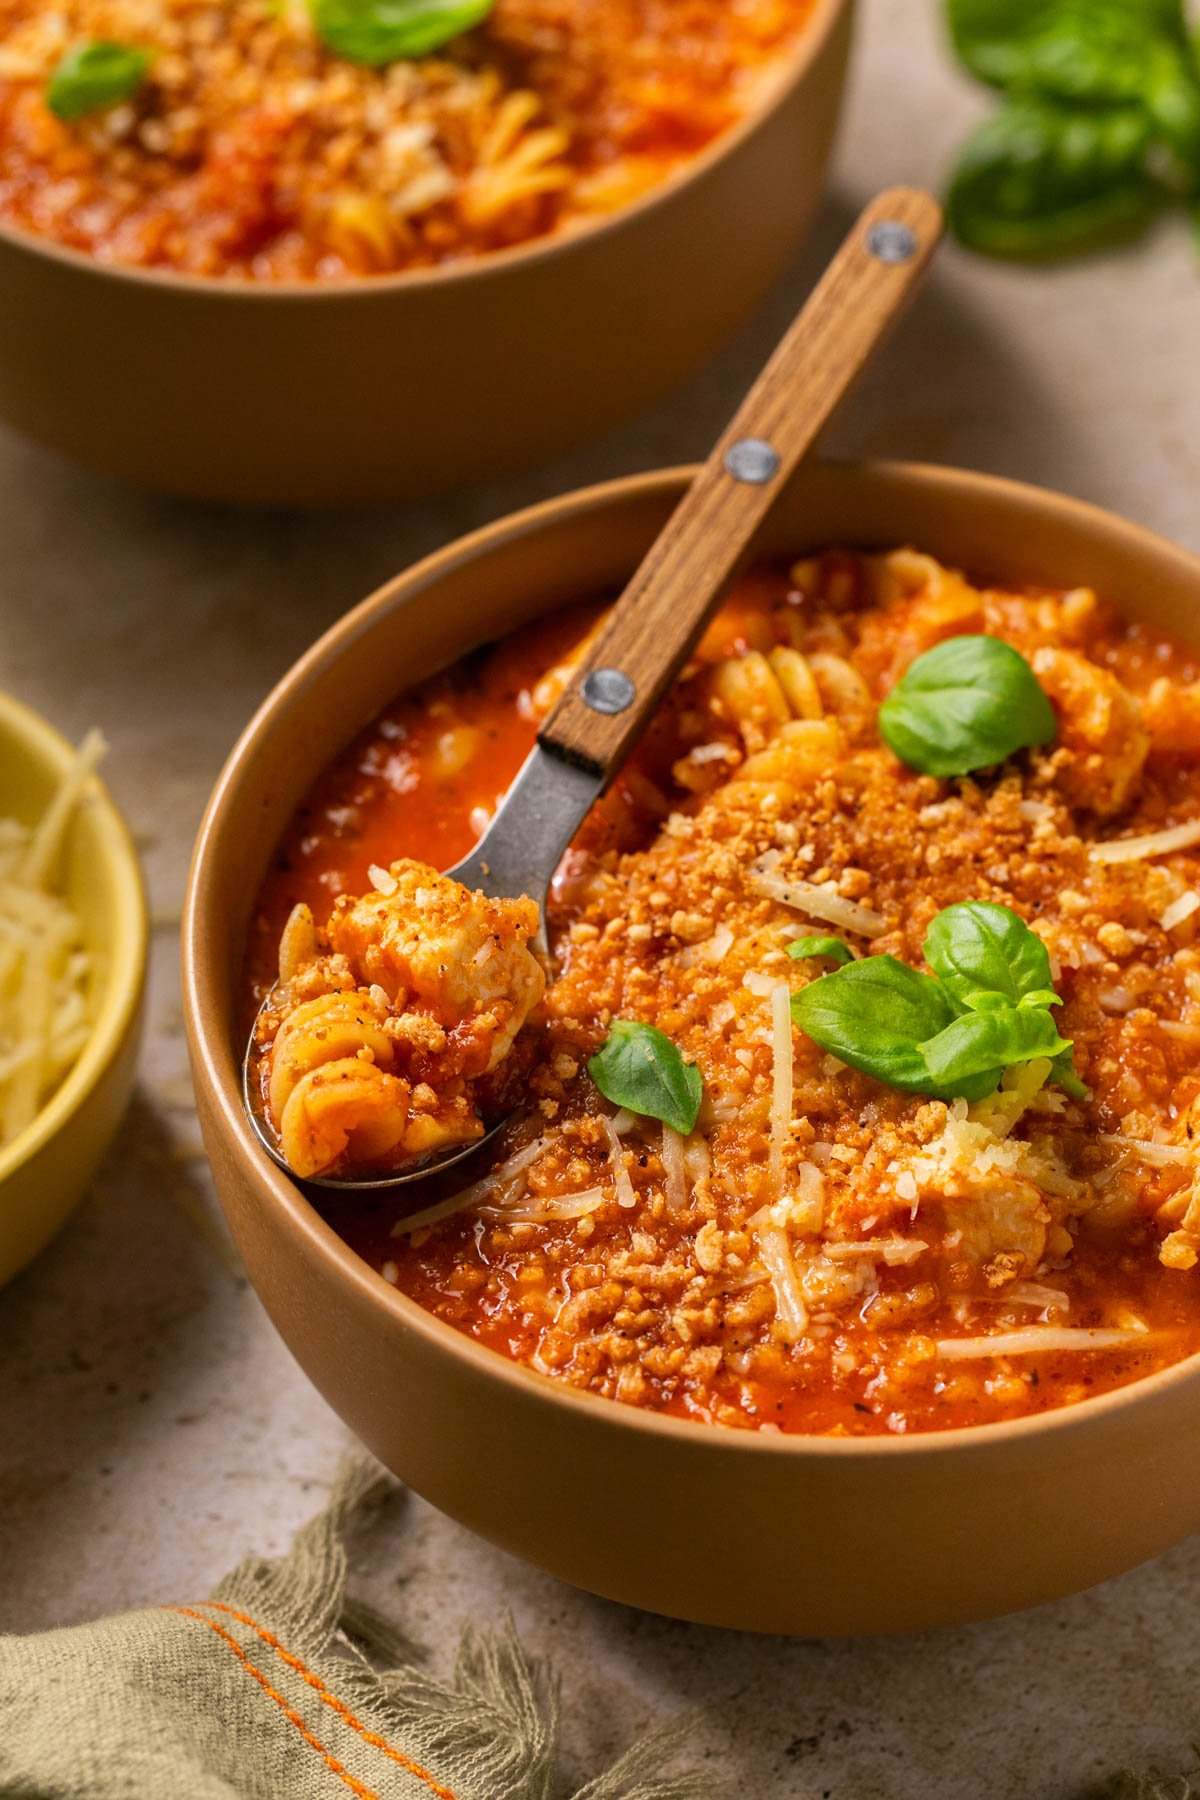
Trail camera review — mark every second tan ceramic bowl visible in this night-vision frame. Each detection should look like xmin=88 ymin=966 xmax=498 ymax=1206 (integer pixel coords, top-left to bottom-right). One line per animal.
xmin=184 ymin=462 xmax=1200 ymax=1634
xmin=0 ymin=0 xmax=850 ymax=506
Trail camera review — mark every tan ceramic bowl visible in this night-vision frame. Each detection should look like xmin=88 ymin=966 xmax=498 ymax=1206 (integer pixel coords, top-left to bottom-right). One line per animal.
xmin=184 ymin=462 xmax=1200 ymax=1634
xmin=0 ymin=694 xmax=146 ymax=1287
xmin=0 ymin=1 xmax=851 ymax=507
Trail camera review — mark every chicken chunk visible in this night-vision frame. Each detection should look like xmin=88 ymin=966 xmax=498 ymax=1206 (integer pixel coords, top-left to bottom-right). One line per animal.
xmin=910 ymin=1112 xmax=1051 ymax=1288
xmin=1032 ymin=647 xmax=1148 ymax=818
xmin=1156 ymin=1088 xmax=1200 ymax=1269
xmin=943 ymin=1172 xmax=1050 ymax=1288
xmin=1144 ymin=678 xmax=1200 ymax=761
xmin=257 ymin=860 xmax=545 ymax=1178
xmin=327 ymin=860 xmax=544 ymax=1071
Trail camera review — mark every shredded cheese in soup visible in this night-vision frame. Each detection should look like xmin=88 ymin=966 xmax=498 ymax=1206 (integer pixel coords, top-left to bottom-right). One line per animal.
xmin=248 ymin=552 xmax=1200 ymax=1436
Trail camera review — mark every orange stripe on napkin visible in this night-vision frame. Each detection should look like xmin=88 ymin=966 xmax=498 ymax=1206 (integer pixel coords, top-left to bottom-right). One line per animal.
xmin=176 ymin=1600 xmax=459 ymax=1800
xmin=171 ymin=1606 xmax=382 ymax=1800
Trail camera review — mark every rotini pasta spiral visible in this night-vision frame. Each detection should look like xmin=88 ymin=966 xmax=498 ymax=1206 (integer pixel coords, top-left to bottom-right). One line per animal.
xmin=257 ymin=860 xmax=544 ymax=1180
xmin=707 ymin=643 xmax=869 ymax=754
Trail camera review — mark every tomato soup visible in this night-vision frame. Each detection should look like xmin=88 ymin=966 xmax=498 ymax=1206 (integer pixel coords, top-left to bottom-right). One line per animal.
xmin=248 ymin=550 xmax=1200 ymax=1435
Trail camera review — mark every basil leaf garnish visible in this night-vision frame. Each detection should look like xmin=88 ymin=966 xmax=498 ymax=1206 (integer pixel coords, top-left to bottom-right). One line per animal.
xmin=47 ymin=42 xmax=151 ymax=121
xmin=878 ymin=635 xmax=1057 ymax=777
xmin=310 ymin=0 xmax=495 ymax=65
xmin=588 ymin=1021 xmax=702 ymax=1136
xmin=790 ymin=957 xmax=955 ymax=1093
xmin=789 ymin=900 xmax=1085 ymax=1102
xmin=923 ymin=900 xmax=1056 ymax=1012
xmin=1051 ymin=1047 xmax=1090 ymax=1100
xmin=920 ymin=1003 xmax=1071 ymax=1090
xmin=786 ymin=935 xmax=854 ymax=966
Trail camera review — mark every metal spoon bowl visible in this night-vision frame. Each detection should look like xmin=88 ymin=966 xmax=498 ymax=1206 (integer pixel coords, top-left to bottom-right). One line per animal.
xmin=241 ymin=1010 xmax=513 ymax=1192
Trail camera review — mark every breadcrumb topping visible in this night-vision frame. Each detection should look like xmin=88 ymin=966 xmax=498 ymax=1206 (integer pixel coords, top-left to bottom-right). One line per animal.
xmin=249 ymin=548 xmax=1200 ymax=1434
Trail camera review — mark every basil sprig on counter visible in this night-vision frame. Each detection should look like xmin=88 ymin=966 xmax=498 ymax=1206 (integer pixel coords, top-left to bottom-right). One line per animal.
xmin=588 ymin=1020 xmax=702 ymax=1136
xmin=878 ymin=635 xmax=1056 ymax=778
xmin=786 ymin=935 xmax=854 ymax=967
xmin=790 ymin=900 xmax=1085 ymax=1103
xmin=47 ymin=41 xmax=151 ymax=121
xmin=310 ymin=0 xmax=495 ymax=64
xmin=945 ymin=0 xmax=1200 ymax=259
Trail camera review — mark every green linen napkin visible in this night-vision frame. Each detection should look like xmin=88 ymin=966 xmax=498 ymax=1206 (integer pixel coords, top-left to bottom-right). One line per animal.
xmin=0 ymin=1463 xmax=714 ymax=1800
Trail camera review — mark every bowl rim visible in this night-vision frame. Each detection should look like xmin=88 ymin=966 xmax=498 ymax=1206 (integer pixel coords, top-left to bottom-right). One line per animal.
xmin=183 ymin=455 xmax=1200 ymax=1461
xmin=0 ymin=0 xmax=850 ymax=302
xmin=0 ymin=690 xmax=147 ymax=1187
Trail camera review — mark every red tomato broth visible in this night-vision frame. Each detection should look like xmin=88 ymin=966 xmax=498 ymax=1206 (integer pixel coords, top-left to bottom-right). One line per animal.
xmin=248 ymin=553 xmax=1200 ymax=1436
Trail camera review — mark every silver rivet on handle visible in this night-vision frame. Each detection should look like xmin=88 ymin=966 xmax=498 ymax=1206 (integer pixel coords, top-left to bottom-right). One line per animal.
xmin=866 ymin=219 xmax=918 ymax=264
xmin=581 ymin=668 xmax=636 ymax=715
xmin=724 ymin=438 xmax=781 ymax=485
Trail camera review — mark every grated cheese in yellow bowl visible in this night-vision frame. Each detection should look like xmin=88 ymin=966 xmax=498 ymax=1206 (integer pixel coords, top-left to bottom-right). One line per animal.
xmin=0 ymin=729 xmax=106 ymax=1149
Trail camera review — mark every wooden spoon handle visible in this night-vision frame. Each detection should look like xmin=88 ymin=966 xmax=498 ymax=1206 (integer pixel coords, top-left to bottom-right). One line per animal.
xmin=537 ymin=186 xmax=943 ymax=779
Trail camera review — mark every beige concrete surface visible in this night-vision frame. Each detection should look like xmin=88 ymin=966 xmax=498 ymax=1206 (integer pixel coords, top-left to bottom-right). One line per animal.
xmin=4 ymin=2 xmax=1200 ymax=1793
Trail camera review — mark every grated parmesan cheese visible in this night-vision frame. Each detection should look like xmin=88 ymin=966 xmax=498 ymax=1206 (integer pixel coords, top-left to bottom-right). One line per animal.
xmin=1090 ymin=819 xmax=1200 ymax=864
xmin=753 ymin=1219 xmax=808 ymax=1340
xmin=688 ymin=741 xmax=738 ymax=765
xmin=937 ymin=1327 xmax=1152 ymax=1358
xmin=601 ymin=1113 xmax=637 ymax=1208
xmin=825 ymin=1236 xmax=926 ymax=1265
xmin=983 ymin=1281 xmax=1069 ymax=1316
xmin=0 ymin=729 xmax=104 ymax=1150
xmin=660 ymin=1122 xmax=687 ymax=1213
xmin=769 ymin=981 xmax=792 ymax=1197
xmin=1161 ymin=890 xmax=1200 ymax=932
xmin=390 ymin=1134 xmax=553 ymax=1236
xmin=1099 ymin=1134 xmax=1194 ymax=1167
xmin=749 ymin=867 xmax=887 ymax=937
xmin=704 ymin=923 xmax=735 ymax=963
xmin=484 ymin=1185 xmax=607 ymax=1222
xmin=743 ymin=968 xmax=776 ymax=998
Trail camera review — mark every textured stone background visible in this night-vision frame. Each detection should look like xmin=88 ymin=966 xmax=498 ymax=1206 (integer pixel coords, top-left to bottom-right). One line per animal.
xmin=4 ymin=1 xmax=1200 ymax=1793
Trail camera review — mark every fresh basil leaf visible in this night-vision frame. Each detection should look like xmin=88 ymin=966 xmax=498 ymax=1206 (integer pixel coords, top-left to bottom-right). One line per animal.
xmin=786 ymin=935 xmax=854 ymax=966
xmin=588 ymin=1020 xmax=702 ymax=1136
xmin=1145 ymin=55 xmax=1200 ymax=169
xmin=1051 ymin=1046 xmax=1090 ymax=1099
xmin=949 ymin=0 xmax=1187 ymax=97
xmin=920 ymin=1004 xmax=1071 ymax=1090
xmin=923 ymin=901 xmax=1055 ymax=1011
xmin=47 ymin=41 xmax=151 ymax=120
xmin=790 ymin=956 xmax=956 ymax=1092
xmin=947 ymin=98 xmax=1158 ymax=258
xmin=310 ymin=0 xmax=494 ymax=64
xmin=878 ymin=634 xmax=1057 ymax=774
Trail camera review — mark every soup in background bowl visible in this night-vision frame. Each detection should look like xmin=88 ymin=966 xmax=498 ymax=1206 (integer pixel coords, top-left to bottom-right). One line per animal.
xmin=0 ymin=0 xmax=819 ymax=280
xmin=184 ymin=461 xmax=1200 ymax=1634
xmin=0 ymin=0 xmax=851 ymax=502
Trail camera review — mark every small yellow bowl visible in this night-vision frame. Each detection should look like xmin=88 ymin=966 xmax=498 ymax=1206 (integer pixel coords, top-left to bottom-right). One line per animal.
xmin=0 ymin=693 xmax=146 ymax=1287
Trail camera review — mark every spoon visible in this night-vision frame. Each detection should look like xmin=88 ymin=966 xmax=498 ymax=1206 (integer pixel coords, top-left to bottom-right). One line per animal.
xmin=245 ymin=186 xmax=943 ymax=1190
